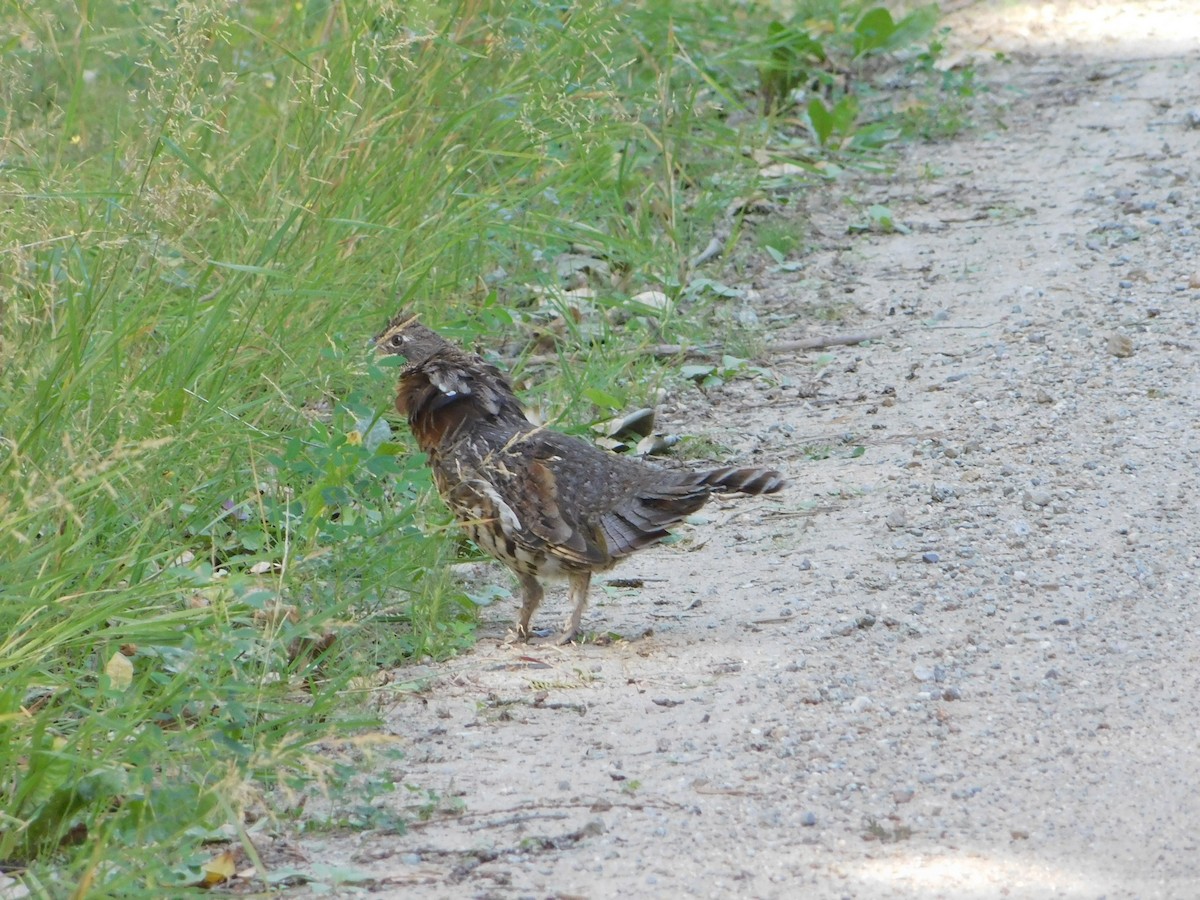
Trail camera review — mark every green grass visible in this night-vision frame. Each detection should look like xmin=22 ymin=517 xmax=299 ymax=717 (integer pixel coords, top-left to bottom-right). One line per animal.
xmin=0 ymin=0 xmax=968 ymax=891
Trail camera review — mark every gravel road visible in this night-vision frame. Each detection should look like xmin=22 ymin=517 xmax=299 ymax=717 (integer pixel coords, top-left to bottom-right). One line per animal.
xmin=291 ymin=3 xmax=1200 ymax=897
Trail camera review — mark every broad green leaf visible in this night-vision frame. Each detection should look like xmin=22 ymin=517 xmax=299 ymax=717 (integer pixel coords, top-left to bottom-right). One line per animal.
xmin=807 ymin=98 xmax=834 ymax=146
xmin=832 ymin=96 xmax=860 ymax=134
xmin=854 ymin=8 xmax=898 ymax=58
xmin=680 ymin=364 xmax=716 ymax=381
xmin=583 ymin=387 xmax=624 ymax=410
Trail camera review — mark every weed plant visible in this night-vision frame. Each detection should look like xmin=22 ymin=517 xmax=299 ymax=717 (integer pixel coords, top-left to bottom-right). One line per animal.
xmin=0 ymin=0 xmax=965 ymax=890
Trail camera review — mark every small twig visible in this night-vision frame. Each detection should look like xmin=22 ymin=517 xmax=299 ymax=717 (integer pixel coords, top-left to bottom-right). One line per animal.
xmin=921 ymin=322 xmax=1002 ymax=330
xmin=406 ymin=798 xmax=687 ymax=830
xmin=533 ymin=700 xmax=589 ymax=714
xmin=467 ymin=811 xmax=570 ymax=832
xmin=605 ymin=576 xmax=669 ymax=587
xmin=651 ymin=327 xmax=891 ymax=360
xmin=760 ymin=508 xmax=825 ymax=519
xmin=710 ymin=506 xmax=756 ymax=529
xmin=765 ymin=329 xmax=891 ymax=352
xmin=512 ymin=327 xmax=891 ymax=368
xmin=693 ymin=785 xmax=765 ymax=797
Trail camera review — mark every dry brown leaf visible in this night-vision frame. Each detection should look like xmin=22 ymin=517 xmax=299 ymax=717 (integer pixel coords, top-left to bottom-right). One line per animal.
xmin=254 ymin=601 xmax=299 ymax=628
xmin=105 ymin=652 xmax=133 ymax=691
xmin=200 ymin=850 xmax=237 ymax=887
xmin=630 ymin=290 xmax=673 ymax=314
xmin=759 ymin=162 xmax=807 ymax=178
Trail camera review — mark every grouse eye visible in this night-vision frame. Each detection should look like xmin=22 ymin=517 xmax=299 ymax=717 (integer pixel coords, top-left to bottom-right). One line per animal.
xmin=389 ymin=334 xmax=405 ymax=347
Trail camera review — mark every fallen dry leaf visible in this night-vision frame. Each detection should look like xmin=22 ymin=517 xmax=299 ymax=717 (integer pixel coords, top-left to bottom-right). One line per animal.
xmin=105 ymin=652 xmax=134 ymax=691
xmin=199 ymin=850 xmax=237 ymax=887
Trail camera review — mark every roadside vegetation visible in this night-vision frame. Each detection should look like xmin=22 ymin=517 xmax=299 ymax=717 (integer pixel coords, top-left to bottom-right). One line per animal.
xmin=0 ymin=0 xmax=976 ymax=892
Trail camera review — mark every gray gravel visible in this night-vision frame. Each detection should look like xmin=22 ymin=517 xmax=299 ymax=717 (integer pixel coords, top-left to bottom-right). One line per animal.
xmin=291 ymin=3 xmax=1200 ymax=898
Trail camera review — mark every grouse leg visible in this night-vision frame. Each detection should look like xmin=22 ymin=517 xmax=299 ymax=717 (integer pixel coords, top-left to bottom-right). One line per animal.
xmin=540 ymin=571 xmax=591 ymax=646
xmin=515 ymin=572 xmax=545 ymax=640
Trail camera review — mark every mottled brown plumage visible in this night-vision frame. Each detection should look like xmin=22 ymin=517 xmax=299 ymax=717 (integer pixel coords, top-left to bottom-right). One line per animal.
xmin=374 ymin=311 xmax=785 ymax=643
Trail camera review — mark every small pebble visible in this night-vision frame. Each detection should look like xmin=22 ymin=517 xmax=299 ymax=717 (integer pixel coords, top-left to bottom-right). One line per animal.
xmin=1107 ymin=333 xmax=1134 ymax=357
xmin=931 ymin=483 xmax=957 ymax=503
xmin=1025 ymin=489 xmax=1052 ymax=508
xmin=801 ymin=811 xmax=817 ymax=827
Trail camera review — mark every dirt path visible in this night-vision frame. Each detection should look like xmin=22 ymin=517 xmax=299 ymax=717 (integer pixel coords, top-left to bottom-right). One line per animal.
xmin=294 ymin=3 xmax=1200 ymax=897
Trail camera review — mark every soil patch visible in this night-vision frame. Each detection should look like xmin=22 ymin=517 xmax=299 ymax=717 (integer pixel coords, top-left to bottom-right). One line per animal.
xmin=290 ymin=3 xmax=1200 ymax=896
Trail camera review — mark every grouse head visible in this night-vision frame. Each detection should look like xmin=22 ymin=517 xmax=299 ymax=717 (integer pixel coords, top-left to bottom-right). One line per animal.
xmin=372 ymin=310 xmax=454 ymax=367
xmin=375 ymin=311 xmax=531 ymax=450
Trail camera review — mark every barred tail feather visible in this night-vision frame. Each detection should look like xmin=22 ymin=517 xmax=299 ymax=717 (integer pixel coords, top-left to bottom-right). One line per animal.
xmin=698 ymin=466 xmax=785 ymax=495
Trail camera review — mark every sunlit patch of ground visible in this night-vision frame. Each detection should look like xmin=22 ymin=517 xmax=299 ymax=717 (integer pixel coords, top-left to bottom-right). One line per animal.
xmin=946 ymin=0 xmax=1200 ymax=58
xmin=849 ymin=851 xmax=1127 ymax=898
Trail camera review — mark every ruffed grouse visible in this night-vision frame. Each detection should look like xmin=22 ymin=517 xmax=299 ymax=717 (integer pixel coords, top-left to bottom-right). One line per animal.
xmin=374 ymin=311 xmax=785 ymax=644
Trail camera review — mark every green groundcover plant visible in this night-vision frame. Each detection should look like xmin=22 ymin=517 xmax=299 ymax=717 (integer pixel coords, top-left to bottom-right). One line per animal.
xmin=0 ymin=0 xmax=965 ymax=890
